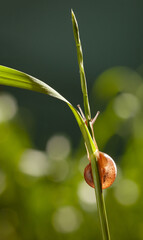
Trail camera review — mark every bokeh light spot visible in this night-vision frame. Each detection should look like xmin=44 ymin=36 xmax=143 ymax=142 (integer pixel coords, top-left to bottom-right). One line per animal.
xmin=46 ymin=135 xmax=71 ymax=161
xmin=113 ymin=93 xmax=140 ymax=119
xmin=19 ymin=149 xmax=49 ymax=177
xmin=52 ymin=206 xmax=82 ymax=233
xmin=77 ymin=181 xmax=96 ymax=211
xmin=0 ymin=93 xmax=18 ymax=123
xmin=114 ymin=179 xmax=139 ymax=206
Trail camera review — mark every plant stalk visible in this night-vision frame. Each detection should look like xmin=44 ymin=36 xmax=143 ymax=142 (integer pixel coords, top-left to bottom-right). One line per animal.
xmin=71 ymin=10 xmax=91 ymax=125
xmin=90 ymin=153 xmax=111 ymax=240
xmin=71 ymin=10 xmax=111 ymax=240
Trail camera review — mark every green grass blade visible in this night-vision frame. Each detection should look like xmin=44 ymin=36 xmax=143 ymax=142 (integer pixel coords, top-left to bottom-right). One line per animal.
xmin=71 ymin=10 xmax=91 ymax=122
xmin=69 ymin=104 xmax=110 ymax=240
xmin=0 ymin=65 xmax=68 ymax=103
xmin=0 ymin=65 xmax=95 ymax=152
xmin=68 ymin=103 xmax=96 ymax=153
xmin=0 ymin=64 xmax=110 ymax=239
xmin=71 ymin=10 xmax=111 ymax=240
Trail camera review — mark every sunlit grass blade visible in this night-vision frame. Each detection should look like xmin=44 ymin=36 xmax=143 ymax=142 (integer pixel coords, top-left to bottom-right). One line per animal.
xmin=71 ymin=9 xmax=91 ymax=123
xmin=72 ymin=10 xmax=111 ymax=240
xmin=1 ymin=9 xmax=112 ymax=240
xmin=0 ymin=65 xmax=96 ymax=154
xmin=0 ymin=65 xmax=67 ymax=102
xmin=0 ymin=67 xmax=102 ymax=237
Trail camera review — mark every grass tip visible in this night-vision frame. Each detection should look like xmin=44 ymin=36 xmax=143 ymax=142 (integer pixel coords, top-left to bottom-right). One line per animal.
xmin=71 ymin=9 xmax=74 ymax=17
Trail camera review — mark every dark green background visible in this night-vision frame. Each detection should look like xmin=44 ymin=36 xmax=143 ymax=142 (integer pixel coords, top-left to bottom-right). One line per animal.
xmin=0 ymin=1 xmax=143 ymax=240
xmin=0 ymin=0 xmax=143 ymax=149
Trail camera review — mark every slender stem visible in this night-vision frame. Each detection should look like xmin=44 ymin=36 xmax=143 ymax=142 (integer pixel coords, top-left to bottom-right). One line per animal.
xmin=71 ymin=10 xmax=111 ymax=240
xmin=91 ymin=153 xmax=111 ymax=240
xmin=71 ymin=10 xmax=91 ymax=125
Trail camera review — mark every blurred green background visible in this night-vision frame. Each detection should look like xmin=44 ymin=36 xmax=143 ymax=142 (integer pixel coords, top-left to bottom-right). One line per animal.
xmin=0 ymin=0 xmax=143 ymax=239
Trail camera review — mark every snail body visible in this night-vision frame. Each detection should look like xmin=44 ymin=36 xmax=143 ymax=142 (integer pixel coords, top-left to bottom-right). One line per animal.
xmin=84 ymin=151 xmax=117 ymax=189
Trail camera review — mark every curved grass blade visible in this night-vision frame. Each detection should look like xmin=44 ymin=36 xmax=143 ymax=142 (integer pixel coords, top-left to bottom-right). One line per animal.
xmin=0 ymin=65 xmax=95 ymax=152
xmin=0 ymin=65 xmax=67 ymax=102
xmin=0 ymin=64 xmax=109 ymax=239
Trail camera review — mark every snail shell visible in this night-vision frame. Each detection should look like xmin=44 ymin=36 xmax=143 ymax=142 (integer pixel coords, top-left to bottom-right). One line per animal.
xmin=84 ymin=151 xmax=117 ymax=189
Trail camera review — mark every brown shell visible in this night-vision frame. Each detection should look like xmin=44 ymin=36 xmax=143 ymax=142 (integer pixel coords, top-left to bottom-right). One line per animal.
xmin=84 ymin=151 xmax=117 ymax=189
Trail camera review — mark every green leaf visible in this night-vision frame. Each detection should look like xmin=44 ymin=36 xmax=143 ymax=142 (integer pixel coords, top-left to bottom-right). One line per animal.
xmin=0 ymin=65 xmax=68 ymax=103
xmin=0 ymin=65 xmax=96 ymax=154
xmin=0 ymin=65 xmax=110 ymax=239
xmin=0 ymin=64 xmax=97 ymax=191
xmin=71 ymin=10 xmax=91 ymax=122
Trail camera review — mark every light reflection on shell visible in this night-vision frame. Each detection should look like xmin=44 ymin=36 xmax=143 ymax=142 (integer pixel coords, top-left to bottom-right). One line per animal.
xmin=84 ymin=152 xmax=117 ymax=189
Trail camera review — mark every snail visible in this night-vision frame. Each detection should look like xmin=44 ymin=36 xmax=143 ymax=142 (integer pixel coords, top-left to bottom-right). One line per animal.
xmin=77 ymin=106 xmax=117 ymax=189
xmin=84 ymin=151 xmax=117 ymax=189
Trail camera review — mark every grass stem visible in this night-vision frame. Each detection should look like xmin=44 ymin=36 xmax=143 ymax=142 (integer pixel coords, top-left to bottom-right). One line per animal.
xmin=71 ymin=9 xmax=111 ymax=240
xmin=71 ymin=10 xmax=91 ymax=125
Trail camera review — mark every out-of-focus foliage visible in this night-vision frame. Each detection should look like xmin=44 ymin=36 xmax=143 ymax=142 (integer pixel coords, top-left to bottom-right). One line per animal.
xmin=92 ymin=66 xmax=143 ymax=239
xmin=0 ymin=66 xmax=143 ymax=240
